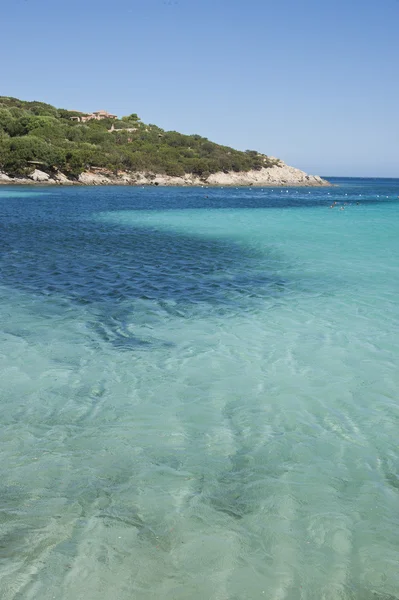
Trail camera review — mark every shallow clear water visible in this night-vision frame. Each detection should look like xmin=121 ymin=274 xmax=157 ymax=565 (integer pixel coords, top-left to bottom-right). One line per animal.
xmin=0 ymin=179 xmax=399 ymax=599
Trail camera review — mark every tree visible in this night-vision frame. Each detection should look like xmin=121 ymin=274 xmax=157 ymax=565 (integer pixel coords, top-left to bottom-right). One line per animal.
xmin=122 ymin=113 xmax=140 ymax=123
xmin=2 ymin=136 xmax=65 ymax=174
xmin=0 ymin=108 xmax=14 ymax=134
xmin=165 ymin=162 xmax=185 ymax=177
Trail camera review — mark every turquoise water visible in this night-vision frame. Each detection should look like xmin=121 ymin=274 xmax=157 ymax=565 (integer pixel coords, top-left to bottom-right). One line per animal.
xmin=0 ymin=179 xmax=399 ymax=599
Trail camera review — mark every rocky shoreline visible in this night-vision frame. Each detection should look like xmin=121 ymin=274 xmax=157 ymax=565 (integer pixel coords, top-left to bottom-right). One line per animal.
xmin=0 ymin=160 xmax=330 ymax=187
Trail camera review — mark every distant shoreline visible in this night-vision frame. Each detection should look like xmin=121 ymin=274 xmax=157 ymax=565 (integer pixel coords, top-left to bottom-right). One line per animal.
xmin=0 ymin=163 xmax=331 ymax=188
xmin=0 ymin=180 xmax=331 ymax=188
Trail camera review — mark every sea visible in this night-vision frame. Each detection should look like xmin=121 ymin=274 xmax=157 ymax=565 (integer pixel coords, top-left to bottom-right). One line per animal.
xmin=0 ymin=177 xmax=398 ymax=600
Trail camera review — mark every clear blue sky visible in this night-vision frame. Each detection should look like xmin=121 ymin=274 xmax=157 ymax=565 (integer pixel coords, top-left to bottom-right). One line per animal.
xmin=2 ymin=0 xmax=398 ymax=176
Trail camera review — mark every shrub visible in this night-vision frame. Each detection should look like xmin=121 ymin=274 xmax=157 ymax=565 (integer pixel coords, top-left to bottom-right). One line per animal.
xmin=0 ymin=96 xmax=279 ymax=177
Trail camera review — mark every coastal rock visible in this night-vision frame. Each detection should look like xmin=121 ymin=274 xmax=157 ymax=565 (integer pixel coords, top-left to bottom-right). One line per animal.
xmin=206 ymin=162 xmax=329 ymax=187
xmin=78 ymin=171 xmax=113 ymax=185
xmin=53 ymin=171 xmax=70 ymax=184
xmin=75 ymin=165 xmax=330 ymax=187
xmin=148 ymin=173 xmax=202 ymax=187
xmin=0 ymin=172 xmax=12 ymax=182
xmin=1 ymin=165 xmax=330 ymax=188
xmin=29 ymin=169 xmax=50 ymax=182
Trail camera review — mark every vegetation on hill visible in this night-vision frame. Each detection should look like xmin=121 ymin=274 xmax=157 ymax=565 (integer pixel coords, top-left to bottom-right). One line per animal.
xmin=0 ymin=96 xmax=279 ymax=179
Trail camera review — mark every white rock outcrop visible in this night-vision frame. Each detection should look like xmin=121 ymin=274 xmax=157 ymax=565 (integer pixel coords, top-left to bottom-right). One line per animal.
xmin=53 ymin=171 xmax=70 ymax=184
xmin=73 ymin=165 xmax=330 ymax=187
xmin=78 ymin=172 xmax=112 ymax=185
xmin=29 ymin=169 xmax=50 ymax=182
xmin=1 ymin=163 xmax=330 ymax=188
xmin=206 ymin=162 xmax=329 ymax=187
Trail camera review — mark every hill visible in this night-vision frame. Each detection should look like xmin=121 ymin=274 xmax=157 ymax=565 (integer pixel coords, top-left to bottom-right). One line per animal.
xmin=0 ymin=96 xmax=329 ymax=186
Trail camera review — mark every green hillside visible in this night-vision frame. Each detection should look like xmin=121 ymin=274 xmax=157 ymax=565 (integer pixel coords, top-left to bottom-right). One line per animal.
xmin=0 ymin=96 xmax=279 ymax=178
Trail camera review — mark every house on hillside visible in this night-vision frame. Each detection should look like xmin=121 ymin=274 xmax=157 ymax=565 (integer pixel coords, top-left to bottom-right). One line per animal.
xmin=70 ymin=110 xmax=118 ymax=123
xmin=90 ymin=110 xmax=118 ymax=121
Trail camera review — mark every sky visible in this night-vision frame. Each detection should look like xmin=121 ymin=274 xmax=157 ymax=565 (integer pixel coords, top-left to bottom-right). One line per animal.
xmin=1 ymin=0 xmax=398 ymax=177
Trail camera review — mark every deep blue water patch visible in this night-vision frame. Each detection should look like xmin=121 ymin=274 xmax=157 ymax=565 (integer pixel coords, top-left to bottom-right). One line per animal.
xmin=1 ymin=181 xmax=398 ymax=350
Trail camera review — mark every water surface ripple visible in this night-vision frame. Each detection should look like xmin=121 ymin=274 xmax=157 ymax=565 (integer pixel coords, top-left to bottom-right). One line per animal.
xmin=0 ymin=180 xmax=399 ymax=599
